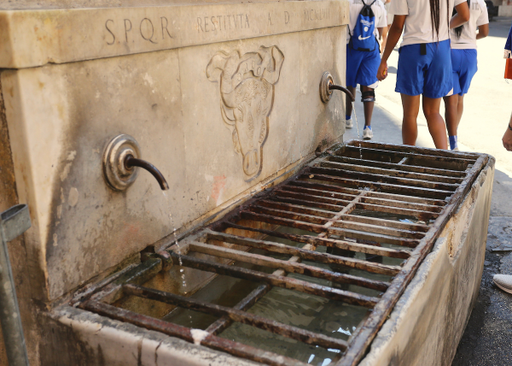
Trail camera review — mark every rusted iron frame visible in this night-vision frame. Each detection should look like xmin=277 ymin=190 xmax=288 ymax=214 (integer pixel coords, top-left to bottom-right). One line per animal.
xmin=123 ymin=283 xmax=350 ymax=351
xmin=290 ymin=179 xmax=446 ymax=206
xmin=327 ymin=155 xmax=466 ymax=177
xmin=206 ymin=244 xmax=321 ymax=335
xmin=206 ymin=284 xmax=271 ymax=334
xmin=319 ymin=160 xmax=463 ymax=184
xmin=336 ymin=154 xmax=489 ymax=366
xmin=197 ymin=233 xmax=391 ymax=290
xmin=270 ymin=190 xmax=439 ymax=220
xmin=81 ymin=299 xmax=311 ymax=366
xmin=310 ymin=166 xmax=459 ymax=191
xmin=349 ymin=140 xmax=482 ymax=160
xmin=342 ymin=143 xmax=476 ymax=168
xmin=255 ymin=200 xmax=425 ymax=240
xmin=304 ymin=172 xmax=452 ymax=200
xmin=277 ymin=184 xmax=443 ymax=213
xmin=336 ymin=214 xmax=428 ymax=232
xmin=240 ymin=210 xmax=420 ymax=248
xmin=167 ymin=251 xmax=380 ymax=308
xmin=211 ymin=224 xmax=411 ymax=259
xmin=193 ymin=232 xmax=400 ymax=276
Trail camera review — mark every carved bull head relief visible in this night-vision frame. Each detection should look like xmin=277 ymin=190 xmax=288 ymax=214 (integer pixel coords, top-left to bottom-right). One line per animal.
xmin=207 ymin=46 xmax=284 ymax=180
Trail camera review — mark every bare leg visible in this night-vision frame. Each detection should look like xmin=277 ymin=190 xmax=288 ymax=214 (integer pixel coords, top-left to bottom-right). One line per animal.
xmin=423 ymin=96 xmax=448 ymax=149
xmin=456 ymin=95 xmax=464 ymax=130
xmin=443 ymin=94 xmax=459 ymax=136
xmin=401 ymin=94 xmax=421 ymax=145
xmin=346 ymin=86 xmax=356 ymax=117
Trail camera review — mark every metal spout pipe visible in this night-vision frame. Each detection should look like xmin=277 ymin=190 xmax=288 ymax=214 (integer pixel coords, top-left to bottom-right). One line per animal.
xmin=329 ymin=83 xmax=355 ymax=102
xmin=125 ymin=155 xmax=170 ymax=191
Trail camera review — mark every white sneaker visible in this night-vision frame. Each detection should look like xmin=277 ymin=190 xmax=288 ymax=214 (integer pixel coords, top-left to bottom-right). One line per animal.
xmin=493 ymin=274 xmax=512 ymax=294
xmin=363 ymin=126 xmax=373 ymax=140
xmin=346 ymin=119 xmax=353 ymax=129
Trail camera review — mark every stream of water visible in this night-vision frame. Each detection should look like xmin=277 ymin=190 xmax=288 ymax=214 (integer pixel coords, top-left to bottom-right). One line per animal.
xmin=351 ymin=101 xmax=363 ymax=160
xmin=161 ymin=191 xmax=187 ymax=295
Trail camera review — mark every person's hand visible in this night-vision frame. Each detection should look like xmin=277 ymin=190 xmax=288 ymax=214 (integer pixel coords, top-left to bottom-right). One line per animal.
xmin=503 ymin=126 xmax=512 ymax=151
xmin=377 ymin=61 xmax=388 ymax=81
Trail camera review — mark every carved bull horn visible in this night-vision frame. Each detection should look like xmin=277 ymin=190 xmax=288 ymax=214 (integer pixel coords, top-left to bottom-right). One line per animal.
xmin=260 ymin=46 xmax=285 ymax=85
xmin=207 ymin=50 xmax=240 ymax=108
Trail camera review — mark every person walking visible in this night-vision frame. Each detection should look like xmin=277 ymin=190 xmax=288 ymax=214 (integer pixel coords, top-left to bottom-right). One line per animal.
xmin=376 ymin=0 xmax=470 ymax=149
xmin=345 ymin=0 xmax=387 ymax=140
xmin=381 ymin=0 xmax=393 ymax=52
xmin=443 ymin=0 xmax=489 ymax=151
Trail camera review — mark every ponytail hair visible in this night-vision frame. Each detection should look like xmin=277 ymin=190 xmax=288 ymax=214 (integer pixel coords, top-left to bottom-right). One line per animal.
xmin=429 ymin=0 xmax=451 ymax=40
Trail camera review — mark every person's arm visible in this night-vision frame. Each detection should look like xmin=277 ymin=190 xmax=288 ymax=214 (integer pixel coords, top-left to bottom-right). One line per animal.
xmin=450 ymin=1 xmax=470 ymax=29
xmin=476 ymin=24 xmax=489 ymax=39
xmin=377 ymin=14 xmax=405 ymax=80
xmin=377 ymin=26 xmax=384 ymax=40
xmin=503 ymin=114 xmax=512 ymax=151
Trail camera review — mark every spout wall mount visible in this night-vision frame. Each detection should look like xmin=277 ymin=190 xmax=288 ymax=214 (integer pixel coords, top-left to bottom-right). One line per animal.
xmin=320 ymin=71 xmax=335 ymax=103
xmin=103 ymin=134 xmax=141 ymax=191
xmin=320 ymin=71 xmax=355 ymax=103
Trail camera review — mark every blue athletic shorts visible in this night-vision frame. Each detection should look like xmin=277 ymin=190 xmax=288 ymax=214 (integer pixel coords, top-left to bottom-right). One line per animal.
xmin=451 ymin=49 xmax=478 ymax=96
xmin=395 ymin=39 xmax=452 ymax=98
xmin=346 ymin=45 xmax=380 ymax=88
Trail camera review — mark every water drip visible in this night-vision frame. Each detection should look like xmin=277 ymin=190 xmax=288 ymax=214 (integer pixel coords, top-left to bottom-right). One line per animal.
xmin=351 ymin=101 xmax=362 ymax=160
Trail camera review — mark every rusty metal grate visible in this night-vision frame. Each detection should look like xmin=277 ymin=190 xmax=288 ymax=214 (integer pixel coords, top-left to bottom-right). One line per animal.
xmin=76 ymin=141 xmax=489 ymax=366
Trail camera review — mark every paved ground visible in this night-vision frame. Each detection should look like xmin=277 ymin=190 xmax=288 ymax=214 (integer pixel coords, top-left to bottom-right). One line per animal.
xmin=343 ymin=16 xmax=512 ymax=366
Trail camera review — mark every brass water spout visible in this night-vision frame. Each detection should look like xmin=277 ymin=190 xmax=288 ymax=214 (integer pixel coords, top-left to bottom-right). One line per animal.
xmin=328 ymin=83 xmax=355 ymax=102
xmin=103 ymin=134 xmax=169 ymax=191
xmin=125 ymin=155 xmax=169 ymax=190
xmin=319 ymin=71 xmax=355 ymax=103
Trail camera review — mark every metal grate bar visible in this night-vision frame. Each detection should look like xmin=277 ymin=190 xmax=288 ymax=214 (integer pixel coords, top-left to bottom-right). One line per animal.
xmin=189 ymin=241 xmax=388 ymax=291
xmin=341 ymin=145 xmax=475 ymax=170
xmin=277 ymin=185 xmax=444 ymax=212
xmin=268 ymin=192 xmax=440 ymax=220
xmin=255 ymin=201 xmax=425 ymax=239
xmin=208 ymin=226 xmax=411 ymax=259
xmin=240 ymin=211 xmax=420 ymax=248
xmin=290 ymin=180 xmax=447 ymax=206
xmin=327 ymin=155 xmax=466 ymax=177
xmin=310 ymin=166 xmax=459 ymax=191
xmin=168 ymin=251 xmax=380 ymax=307
xmin=206 ymin=284 xmax=271 ymax=335
xmin=304 ymin=172 xmax=453 ymax=199
xmin=319 ymin=160 xmax=464 ymax=184
xmin=124 ymin=283 xmax=350 ymax=350
xmin=199 ymin=231 xmax=400 ymax=277
xmin=82 ymin=299 xmax=311 ymax=366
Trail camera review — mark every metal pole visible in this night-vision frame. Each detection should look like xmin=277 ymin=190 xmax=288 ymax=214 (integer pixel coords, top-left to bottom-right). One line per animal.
xmin=0 ymin=204 xmax=31 ymax=366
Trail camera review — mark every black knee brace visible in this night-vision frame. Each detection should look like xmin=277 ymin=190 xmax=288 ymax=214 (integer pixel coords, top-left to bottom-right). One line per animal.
xmin=361 ymin=90 xmax=375 ymax=103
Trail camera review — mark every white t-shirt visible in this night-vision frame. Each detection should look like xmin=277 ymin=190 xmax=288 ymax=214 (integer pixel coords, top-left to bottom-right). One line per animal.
xmin=390 ymin=0 xmax=467 ymax=47
xmin=451 ymin=0 xmax=489 ymax=49
xmin=347 ymin=0 xmax=388 ymax=44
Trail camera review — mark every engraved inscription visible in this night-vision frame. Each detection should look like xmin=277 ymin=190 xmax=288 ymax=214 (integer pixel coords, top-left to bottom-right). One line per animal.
xmin=197 ymin=14 xmax=250 ymax=34
xmin=104 ymin=16 xmax=174 ymax=46
xmin=207 ymin=46 xmax=284 ymax=180
xmin=304 ymin=8 xmax=330 ymax=22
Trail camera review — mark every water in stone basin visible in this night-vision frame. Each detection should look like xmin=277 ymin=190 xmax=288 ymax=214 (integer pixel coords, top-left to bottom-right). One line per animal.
xmin=163 ymin=223 xmax=407 ymax=365
xmin=162 ymin=191 xmax=188 ymax=295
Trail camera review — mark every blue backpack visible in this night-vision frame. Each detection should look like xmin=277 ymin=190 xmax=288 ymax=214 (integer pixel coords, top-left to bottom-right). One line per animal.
xmin=350 ymin=0 xmax=378 ymax=52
